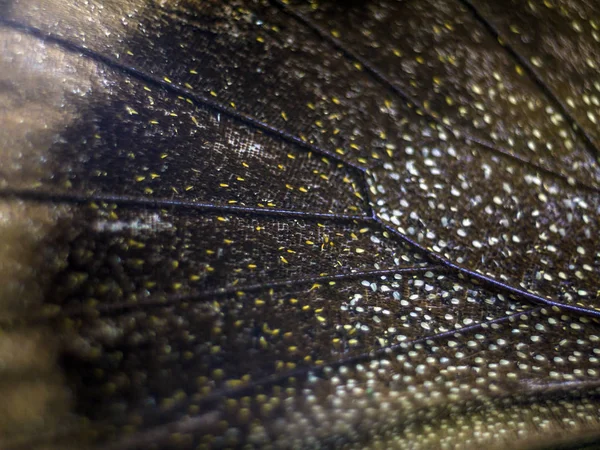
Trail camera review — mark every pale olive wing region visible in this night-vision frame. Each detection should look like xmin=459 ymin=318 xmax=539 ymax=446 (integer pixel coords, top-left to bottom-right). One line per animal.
xmin=1 ymin=0 xmax=600 ymax=449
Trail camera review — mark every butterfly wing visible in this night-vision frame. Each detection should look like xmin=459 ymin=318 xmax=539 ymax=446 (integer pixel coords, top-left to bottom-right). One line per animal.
xmin=1 ymin=0 xmax=600 ymax=448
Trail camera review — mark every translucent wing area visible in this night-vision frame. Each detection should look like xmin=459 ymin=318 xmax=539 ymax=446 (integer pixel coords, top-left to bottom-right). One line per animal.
xmin=1 ymin=0 xmax=600 ymax=449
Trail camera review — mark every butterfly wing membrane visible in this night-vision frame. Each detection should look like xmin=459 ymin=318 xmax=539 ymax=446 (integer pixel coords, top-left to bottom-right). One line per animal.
xmin=281 ymin=0 xmax=600 ymax=188
xmin=467 ymin=0 xmax=600 ymax=154
xmin=1 ymin=0 xmax=600 ymax=449
xmin=279 ymin=0 xmax=600 ymax=317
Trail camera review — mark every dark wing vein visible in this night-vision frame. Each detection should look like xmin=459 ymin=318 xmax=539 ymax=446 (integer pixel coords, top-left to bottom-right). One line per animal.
xmin=61 ymin=266 xmax=443 ymax=317
xmin=372 ymin=215 xmax=600 ymax=318
xmin=0 ymin=189 xmax=371 ymax=221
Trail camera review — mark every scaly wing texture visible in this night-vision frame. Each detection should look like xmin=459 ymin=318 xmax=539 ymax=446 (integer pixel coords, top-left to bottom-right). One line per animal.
xmin=0 ymin=0 xmax=600 ymax=449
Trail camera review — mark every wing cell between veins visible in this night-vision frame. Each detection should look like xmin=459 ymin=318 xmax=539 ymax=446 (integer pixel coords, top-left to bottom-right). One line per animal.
xmin=50 ymin=205 xmax=429 ymax=312
xmin=54 ymin=208 xmax=542 ymax=447
xmin=0 ymin=28 xmax=368 ymax=218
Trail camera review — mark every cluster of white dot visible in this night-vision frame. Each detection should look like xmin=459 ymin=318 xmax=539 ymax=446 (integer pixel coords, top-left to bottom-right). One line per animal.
xmin=369 ymin=135 xmax=600 ymax=312
xmin=472 ymin=0 xmax=600 ymax=156
xmin=189 ymin=307 xmax=600 ymax=449
xmin=291 ymin=0 xmax=600 ymax=187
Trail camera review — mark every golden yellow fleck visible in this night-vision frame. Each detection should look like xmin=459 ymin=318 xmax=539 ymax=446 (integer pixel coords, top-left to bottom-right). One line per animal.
xmin=515 ymin=64 xmax=524 ymax=75
xmin=128 ymin=239 xmax=145 ymax=249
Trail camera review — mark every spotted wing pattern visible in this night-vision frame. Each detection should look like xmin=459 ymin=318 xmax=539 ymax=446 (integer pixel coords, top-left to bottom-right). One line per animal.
xmin=1 ymin=0 xmax=600 ymax=449
xmin=468 ymin=0 xmax=600 ymax=154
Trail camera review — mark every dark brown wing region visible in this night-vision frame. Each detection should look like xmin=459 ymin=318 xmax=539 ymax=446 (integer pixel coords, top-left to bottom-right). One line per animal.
xmin=0 ymin=0 xmax=600 ymax=449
